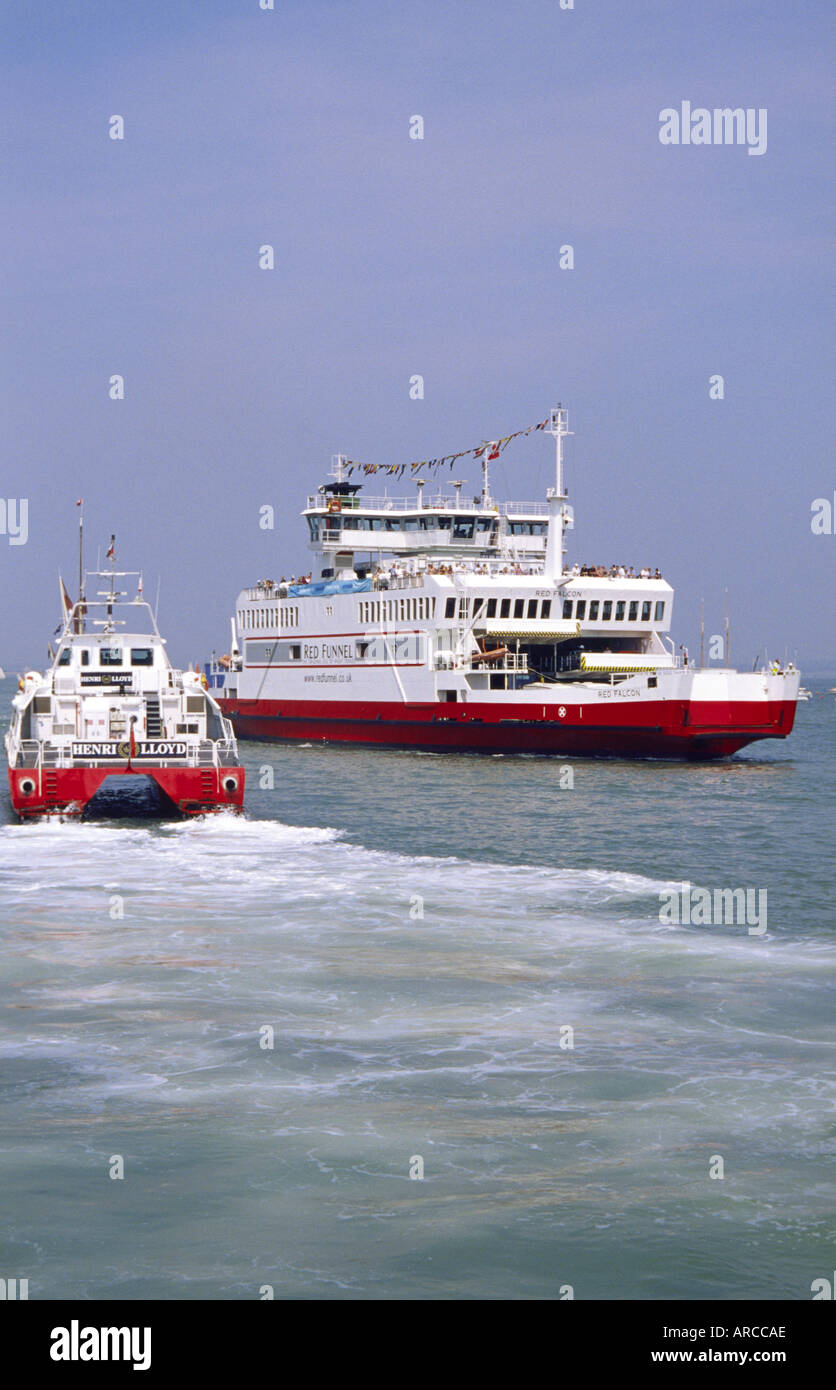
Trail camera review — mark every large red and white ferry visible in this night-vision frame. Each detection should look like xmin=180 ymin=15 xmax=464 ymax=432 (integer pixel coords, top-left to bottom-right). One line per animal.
xmin=7 ymin=562 xmax=245 ymax=819
xmin=212 ymin=407 xmax=799 ymax=759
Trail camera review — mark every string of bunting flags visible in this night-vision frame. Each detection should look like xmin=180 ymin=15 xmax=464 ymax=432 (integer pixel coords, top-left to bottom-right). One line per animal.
xmin=341 ymin=417 xmax=550 ymax=479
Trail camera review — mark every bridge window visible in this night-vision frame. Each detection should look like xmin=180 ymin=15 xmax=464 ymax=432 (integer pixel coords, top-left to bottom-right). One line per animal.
xmin=655 ymin=601 xmax=666 ymax=621
xmin=500 ymin=599 xmax=511 ymax=618
xmin=453 ymin=519 xmax=474 ymax=539
xmin=541 ymin=600 xmax=551 ymax=618
xmin=57 ymin=648 xmax=71 ymax=666
xmin=486 ymin=598 xmax=497 ymax=618
xmin=100 ymin=648 xmax=122 ymax=665
xmin=589 ymin=601 xmax=599 ymax=620
xmin=602 ymin=601 xmax=612 ymax=620
xmin=131 ymin=649 xmax=154 ymax=666
xmin=628 ymin=601 xmax=638 ymax=621
xmin=445 ymin=598 xmax=455 ymax=619
xmin=514 ymin=599 xmax=524 ymax=618
xmin=562 ymin=600 xmax=573 ymax=618
xmin=473 ymin=598 xmax=484 ymax=618
xmin=575 ymin=600 xmax=586 ymax=620
xmin=615 ymin=601 xmax=626 ymax=620
xmin=527 ymin=599 xmax=538 ymax=618
xmin=641 ymin=601 xmax=651 ymax=621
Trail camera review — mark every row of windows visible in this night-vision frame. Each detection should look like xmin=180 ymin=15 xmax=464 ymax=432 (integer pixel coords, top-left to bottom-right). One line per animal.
xmin=238 ymin=605 xmax=299 ymax=630
xmin=443 ymin=596 xmax=553 ymax=620
xmin=440 ymin=596 xmax=667 ymax=624
xmin=358 ymin=597 xmax=437 ymax=624
xmin=561 ymin=598 xmax=666 ymax=623
xmin=507 ymin=522 xmax=547 ymax=536
xmin=311 ymin=515 xmax=497 ymax=539
xmin=57 ymin=646 xmax=154 ymax=667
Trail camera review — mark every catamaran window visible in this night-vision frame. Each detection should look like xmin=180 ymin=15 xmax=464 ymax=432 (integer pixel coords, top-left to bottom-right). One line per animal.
xmin=131 ymin=649 xmax=154 ymax=666
xmin=500 ymin=599 xmax=511 ymax=618
xmin=57 ymin=648 xmax=71 ymax=666
xmin=403 ymin=518 xmax=419 ymax=531
xmin=100 ymin=648 xmax=122 ymax=665
xmin=445 ymin=598 xmax=456 ymax=619
xmin=453 ymin=519 xmax=474 ymax=539
xmin=628 ymin=601 xmax=638 ymax=621
xmin=602 ymin=601 xmax=612 ymax=621
xmin=615 ymin=601 xmax=626 ymax=621
xmin=641 ymin=601 xmax=651 ymax=622
xmin=527 ymin=599 xmax=538 ymax=618
xmin=562 ymin=600 xmax=573 ymax=618
xmin=486 ymin=598 xmax=497 ymax=618
xmin=81 ymin=649 xmax=90 ymax=665
xmin=575 ymin=600 xmax=586 ymax=620
xmin=514 ymin=599 xmax=524 ymax=618
xmin=438 ymin=516 xmax=452 ymax=530
xmin=308 ymin=518 xmax=321 ymax=540
xmin=371 ymin=517 xmax=386 ymax=532
xmin=385 ymin=519 xmax=402 ymax=531
xmin=541 ymin=600 xmax=551 ymax=619
xmin=589 ymin=601 xmax=599 ymax=621
xmin=655 ymin=601 xmax=665 ymax=621
xmin=475 ymin=518 xmax=494 ymax=532
xmin=458 ymin=598 xmax=470 ymax=620
xmin=472 ymin=598 xmax=484 ymax=618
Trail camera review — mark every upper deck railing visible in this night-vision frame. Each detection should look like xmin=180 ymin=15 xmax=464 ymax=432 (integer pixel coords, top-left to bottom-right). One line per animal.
xmin=305 ymin=494 xmax=549 ymax=516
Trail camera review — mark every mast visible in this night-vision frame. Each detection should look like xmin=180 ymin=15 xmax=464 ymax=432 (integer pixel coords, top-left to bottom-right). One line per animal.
xmin=543 ymin=404 xmax=572 ymax=579
xmin=77 ymin=500 xmax=84 ymax=605
xmin=480 ymin=446 xmax=495 ymax=507
xmin=725 ymin=590 xmax=731 ymax=668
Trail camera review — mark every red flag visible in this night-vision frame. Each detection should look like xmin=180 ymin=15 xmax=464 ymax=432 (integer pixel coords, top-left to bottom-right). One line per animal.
xmin=59 ymin=576 xmax=73 ymax=619
xmin=487 ymin=441 xmax=500 ymax=461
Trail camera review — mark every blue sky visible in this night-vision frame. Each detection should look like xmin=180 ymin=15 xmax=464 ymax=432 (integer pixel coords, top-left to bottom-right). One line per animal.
xmin=2 ymin=0 xmax=833 ymax=668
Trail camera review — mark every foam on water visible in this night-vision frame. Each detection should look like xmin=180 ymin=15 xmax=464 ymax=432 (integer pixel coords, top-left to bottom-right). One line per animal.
xmin=1 ymin=687 xmax=835 ymax=1298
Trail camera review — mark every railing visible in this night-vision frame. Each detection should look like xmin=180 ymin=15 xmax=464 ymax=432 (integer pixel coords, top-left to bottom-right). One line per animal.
xmin=8 ymin=737 xmax=240 ymax=771
xmin=306 ymin=495 xmax=548 ymax=515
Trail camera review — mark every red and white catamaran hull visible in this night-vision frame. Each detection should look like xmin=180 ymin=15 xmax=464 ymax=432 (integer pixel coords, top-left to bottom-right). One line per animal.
xmin=7 ymin=764 xmax=245 ymax=819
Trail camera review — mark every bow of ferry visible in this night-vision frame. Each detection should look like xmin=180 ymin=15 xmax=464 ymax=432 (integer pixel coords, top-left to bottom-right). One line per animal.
xmin=211 ymin=406 xmax=799 ymax=760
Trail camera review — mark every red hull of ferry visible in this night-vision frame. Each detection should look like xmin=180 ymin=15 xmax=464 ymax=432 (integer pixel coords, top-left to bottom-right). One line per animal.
xmin=219 ymin=697 xmax=797 ymax=760
xmin=7 ymin=764 xmax=245 ymax=819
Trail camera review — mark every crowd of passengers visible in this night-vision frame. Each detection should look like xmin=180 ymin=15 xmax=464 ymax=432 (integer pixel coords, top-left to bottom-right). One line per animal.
xmin=575 ymin=564 xmax=663 ymax=578
xmin=253 ymin=561 xmax=664 ymax=590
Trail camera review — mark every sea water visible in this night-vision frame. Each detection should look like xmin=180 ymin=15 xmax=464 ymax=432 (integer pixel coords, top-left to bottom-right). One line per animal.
xmin=1 ymin=676 xmax=833 ymax=1300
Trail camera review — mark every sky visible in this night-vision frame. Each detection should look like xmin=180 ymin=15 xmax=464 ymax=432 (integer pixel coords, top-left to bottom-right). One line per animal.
xmin=2 ymin=0 xmax=834 ymax=670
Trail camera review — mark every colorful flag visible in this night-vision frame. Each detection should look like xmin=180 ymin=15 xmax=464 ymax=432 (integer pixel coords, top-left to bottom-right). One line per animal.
xmin=106 ymin=536 xmax=115 ymax=559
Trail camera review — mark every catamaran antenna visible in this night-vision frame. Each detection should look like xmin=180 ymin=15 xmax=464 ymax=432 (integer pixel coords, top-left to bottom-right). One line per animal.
xmin=700 ymin=599 xmax=705 ymax=668
xmin=77 ymin=500 xmax=84 ymax=603
xmin=154 ymin=575 xmax=161 ymax=624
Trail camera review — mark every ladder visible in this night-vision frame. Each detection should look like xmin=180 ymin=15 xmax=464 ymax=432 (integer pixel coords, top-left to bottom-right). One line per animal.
xmin=145 ymin=697 xmax=163 ymax=737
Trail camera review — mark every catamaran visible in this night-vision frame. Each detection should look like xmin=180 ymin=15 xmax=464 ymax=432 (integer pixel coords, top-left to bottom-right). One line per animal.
xmin=208 ymin=406 xmax=799 ymax=759
xmin=6 ymin=555 xmax=244 ymax=819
